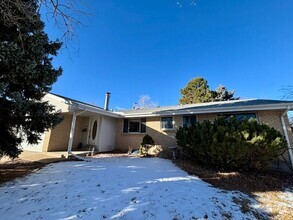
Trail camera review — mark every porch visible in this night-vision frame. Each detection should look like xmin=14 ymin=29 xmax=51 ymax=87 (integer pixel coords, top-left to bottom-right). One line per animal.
xmin=45 ymin=111 xmax=117 ymax=155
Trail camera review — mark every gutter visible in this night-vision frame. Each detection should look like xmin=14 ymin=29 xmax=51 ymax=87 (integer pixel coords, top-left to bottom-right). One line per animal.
xmin=76 ymin=103 xmax=122 ymax=118
xmin=280 ymin=106 xmax=293 ymax=168
xmin=121 ymin=105 xmax=292 ymax=118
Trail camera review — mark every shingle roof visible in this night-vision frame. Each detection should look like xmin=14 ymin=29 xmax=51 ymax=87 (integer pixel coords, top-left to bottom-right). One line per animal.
xmin=117 ymin=99 xmax=293 ymax=115
xmin=48 ymin=92 xmax=293 ymax=117
xmin=49 ymin=92 xmax=103 ymax=110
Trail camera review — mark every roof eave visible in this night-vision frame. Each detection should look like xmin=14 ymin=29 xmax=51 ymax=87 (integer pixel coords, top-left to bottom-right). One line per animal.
xmin=74 ymin=103 xmax=122 ymax=118
xmin=121 ymin=103 xmax=293 ymax=118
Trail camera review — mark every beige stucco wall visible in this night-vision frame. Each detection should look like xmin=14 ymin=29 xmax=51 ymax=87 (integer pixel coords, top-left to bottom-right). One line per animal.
xmin=45 ymin=114 xmax=89 ymax=151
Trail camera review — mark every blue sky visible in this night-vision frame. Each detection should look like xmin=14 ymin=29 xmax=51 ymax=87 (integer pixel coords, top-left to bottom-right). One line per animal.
xmin=43 ymin=0 xmax=293 ymax=110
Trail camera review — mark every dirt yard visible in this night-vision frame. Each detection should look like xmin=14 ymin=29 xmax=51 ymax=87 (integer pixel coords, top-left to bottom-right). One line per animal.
xmin=0 ymin=159 xmax=45 ymax=185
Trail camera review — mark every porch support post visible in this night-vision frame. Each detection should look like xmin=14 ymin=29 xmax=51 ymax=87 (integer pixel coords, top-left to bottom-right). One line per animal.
xmin=281 ymin=109 xmax=293 ymax=168
xmin=67 ymin=110 xmax=86 ymax=158
xmin=67 ymin=111 xmax=77 ymax=157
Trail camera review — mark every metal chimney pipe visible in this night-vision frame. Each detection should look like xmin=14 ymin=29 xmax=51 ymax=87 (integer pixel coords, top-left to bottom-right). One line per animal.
xmin=104 ymin=92 xmax=111 ymax=111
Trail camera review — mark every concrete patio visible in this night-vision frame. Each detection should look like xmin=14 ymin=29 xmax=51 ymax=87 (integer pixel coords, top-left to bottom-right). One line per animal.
xmin=0 ymin=150 xmax=91 ymax=164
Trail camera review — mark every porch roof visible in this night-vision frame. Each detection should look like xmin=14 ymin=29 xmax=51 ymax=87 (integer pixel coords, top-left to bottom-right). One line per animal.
xmin=47 ymin=93 xmax=121 ymax=118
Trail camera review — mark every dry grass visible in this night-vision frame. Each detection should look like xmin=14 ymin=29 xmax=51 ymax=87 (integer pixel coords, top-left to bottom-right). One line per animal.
xmin=174 ymin=159 xmax=293 ymax=220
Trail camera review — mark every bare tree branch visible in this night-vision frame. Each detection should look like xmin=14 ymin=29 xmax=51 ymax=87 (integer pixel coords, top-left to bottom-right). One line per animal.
xmin=281 ymin=86 xmax=293 ymax=100
xmin=132 ymin=95 xmax=158 ymax=110
xmin=0 ymin=0 xmax=90 ymax=45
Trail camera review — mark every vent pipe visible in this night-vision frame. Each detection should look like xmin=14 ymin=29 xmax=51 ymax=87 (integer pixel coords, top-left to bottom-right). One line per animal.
xmin=104 ymin=92 xmax=111 ymax=111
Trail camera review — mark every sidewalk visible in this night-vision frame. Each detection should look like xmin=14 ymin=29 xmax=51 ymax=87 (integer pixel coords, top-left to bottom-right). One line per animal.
xmin=0 ymin=151 xmax=67 ymax=164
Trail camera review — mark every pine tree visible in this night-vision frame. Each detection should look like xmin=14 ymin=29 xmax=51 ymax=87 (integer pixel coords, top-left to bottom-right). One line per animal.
xmin=212 ymin=85 xmax=239 ymax=101
xmin=179 ymin=77 xmax=213 ymax=104
xmin=0 ymin=0 xmax=62 ymax=158
xmin=179 ymin=77 xmax=239 ymax=104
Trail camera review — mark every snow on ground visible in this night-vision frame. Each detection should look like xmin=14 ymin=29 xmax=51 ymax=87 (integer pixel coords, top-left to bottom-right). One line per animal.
xmin=0 ymin=157 xmax=266 ymax=220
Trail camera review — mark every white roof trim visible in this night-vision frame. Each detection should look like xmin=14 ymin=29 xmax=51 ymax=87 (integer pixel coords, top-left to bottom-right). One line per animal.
xmin=47 ymin=93 xmax=293 ymax=119
xmin=120 ymin=103 xmax=293 ymax=118
xmin=74 ymin=103 xmax=121 ymax=118
xmin=46 ymin=93 xmax=122 ymax=118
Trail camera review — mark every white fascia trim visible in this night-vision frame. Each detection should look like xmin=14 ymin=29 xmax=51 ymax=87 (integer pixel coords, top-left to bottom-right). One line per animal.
xmin=74 ymin=103 xmax=122 ymax=118
xmin=122 ymin=104 xmax=293 ymax=118
xmin=46 ymin=93 xmax=122 ymax=117
xmin=46 ymin=93 xmax=69 ymax=104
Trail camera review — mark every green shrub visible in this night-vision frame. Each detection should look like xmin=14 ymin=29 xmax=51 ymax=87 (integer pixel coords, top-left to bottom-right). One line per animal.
xmin=141 ymin=134 xmax=155 ymax=145
xmin=176 ymin=117 xmax=286 ymax=170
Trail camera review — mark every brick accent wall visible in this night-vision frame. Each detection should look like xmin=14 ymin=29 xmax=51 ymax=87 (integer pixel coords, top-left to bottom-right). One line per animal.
xmin=116 ymin=116 xmax=182 ymax=150
xmin=42 ymin=130 xmax=51 ymax=152
xmin=116 ymin=110 xmax=293 ymax=162
xmin=46 ymin=114 xmax=89 ymax=151
xmin=257 ymin=110 xmax=283 ymax=133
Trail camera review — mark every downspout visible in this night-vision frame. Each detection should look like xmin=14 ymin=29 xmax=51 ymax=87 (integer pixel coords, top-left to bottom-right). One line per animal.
xmin=67 ymin=109 xmax=86 ymax=159
xmin=280 ymin=107 xmax=293 ymax=168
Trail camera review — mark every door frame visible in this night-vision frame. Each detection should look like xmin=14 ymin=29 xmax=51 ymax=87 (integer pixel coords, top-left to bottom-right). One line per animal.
xmin=87 ymin=117 xmax=100 ymax=146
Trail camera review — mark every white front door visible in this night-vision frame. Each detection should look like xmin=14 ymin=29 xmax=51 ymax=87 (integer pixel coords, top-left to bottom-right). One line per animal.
xmin=88 ymin=117 xmax=99 ymax=146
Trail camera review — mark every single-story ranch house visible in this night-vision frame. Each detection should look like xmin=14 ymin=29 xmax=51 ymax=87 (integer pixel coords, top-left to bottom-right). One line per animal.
xmin=22 ymin=92 xmax=293 ymax=168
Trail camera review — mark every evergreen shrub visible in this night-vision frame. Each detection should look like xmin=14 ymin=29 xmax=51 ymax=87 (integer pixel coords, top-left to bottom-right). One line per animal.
xmin=141 ymin=134 xmax=155 ymax=146
xmin=175 ymin=117 xmax=286 ymax=170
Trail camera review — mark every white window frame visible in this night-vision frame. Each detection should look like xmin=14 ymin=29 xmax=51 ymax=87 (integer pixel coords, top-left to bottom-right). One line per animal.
xmin=128 ymin=118 xmax=141 ymax=133
xmin=122 ymin=118 xmax=147 ymax=134
xmin=161 ymin=116 xmax=174 ymax=131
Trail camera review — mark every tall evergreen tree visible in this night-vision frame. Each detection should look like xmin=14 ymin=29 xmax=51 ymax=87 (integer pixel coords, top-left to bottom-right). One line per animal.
xmin=179 ymin=77 xmax=238 ymax=104
xmin=0 ymin=0 xmax=62 ymax=158
xmin=212 ymin=85 xmax=239 ymax=101
xmin=179 ymin=77 xmax=213 ymax=104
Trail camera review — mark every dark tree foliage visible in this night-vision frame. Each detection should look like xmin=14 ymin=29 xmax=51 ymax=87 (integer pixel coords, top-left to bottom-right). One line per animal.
xmin=179 ymin=77 xmax=213 ymax=104
xmin=141 ymin=134 xmax=155 ymax=146
xmin=179 ymin=77 xmax=238 ymax=104
xmin=0 ymin=0 xmax=63 ymax=158
xmin=212 ymin=85 xmax=239 ymax=101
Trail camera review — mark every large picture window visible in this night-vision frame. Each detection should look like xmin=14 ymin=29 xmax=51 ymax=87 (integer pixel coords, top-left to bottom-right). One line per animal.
xmin=161 ymin=117 xmax=174 ymax=130
xmin=123 ymin=118 xmax=146 ymax=133
xmin=183 ymin=116 xmax=197 ymax=128
xmin=222 ymin=113 xmax=257 ymax=121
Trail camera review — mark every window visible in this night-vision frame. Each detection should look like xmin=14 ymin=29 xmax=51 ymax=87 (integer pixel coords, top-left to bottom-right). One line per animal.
xmin=161 ymin=117 xmax=174 ymax=130
xmin=222 ymin=113 xmax=257 ymax=121
xmin=123 ymin=118 xmax=146 ymax=133
xmin=129 ymin=119 xmax=140 ymax=133
xmin=140 ymin=118 xmax=146 ymax=133
xmin=183 ymin=116 xmax=197 ymax=128
xmin=92 ymin=120 xmax=97 ymax=139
